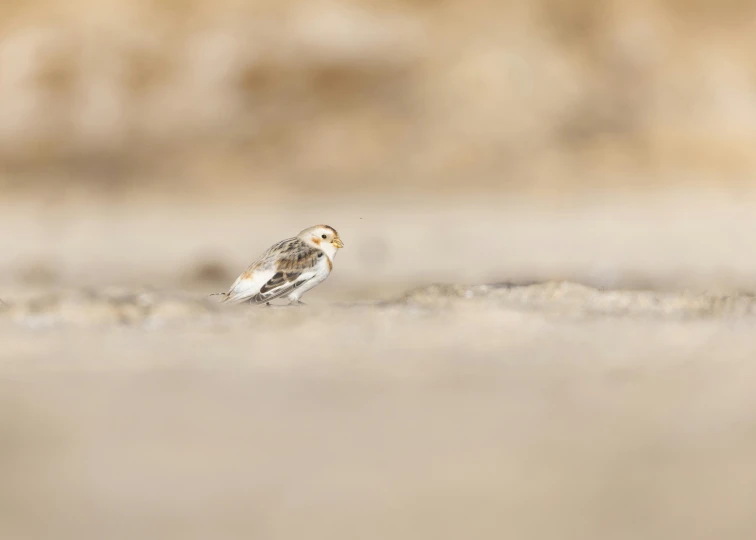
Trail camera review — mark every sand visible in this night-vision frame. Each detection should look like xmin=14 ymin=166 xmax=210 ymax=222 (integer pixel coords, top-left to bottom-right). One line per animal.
xmin=4 ymin=0 xmax=756 ymax=535
xmin=2 ymin=193 xmax=756 ymax=539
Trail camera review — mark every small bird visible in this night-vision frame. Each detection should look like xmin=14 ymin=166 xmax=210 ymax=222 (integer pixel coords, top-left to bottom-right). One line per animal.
xmin=219 ymin=225 xmax=344 ymax=305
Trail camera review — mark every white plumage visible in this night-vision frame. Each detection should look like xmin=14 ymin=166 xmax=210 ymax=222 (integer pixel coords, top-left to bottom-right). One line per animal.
xmin=220 ymin=224 xmax=343 ymax=306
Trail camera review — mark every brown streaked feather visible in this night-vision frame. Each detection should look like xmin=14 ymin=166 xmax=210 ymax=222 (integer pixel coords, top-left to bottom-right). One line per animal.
xmin=242 ymin=238 xmax=320 ymax=274
xmin=272 ymin=239 xmax=320 ymax=272
xmin=252 ymin=272 xmax=307 ymax=304
xmin=259 ymin=271 xmax=301 ymax=295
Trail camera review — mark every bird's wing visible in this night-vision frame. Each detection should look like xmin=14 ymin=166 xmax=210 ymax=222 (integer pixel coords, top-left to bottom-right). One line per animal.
xmin=250 ymin=270 xmax=314 ymax=304
xmin=222 ymin=268 xmax=275 ymax=304
xmin=268 ymin=237 xmax=321 ymax=273
xmin=223 ymin=238 xmax=321 ymax=304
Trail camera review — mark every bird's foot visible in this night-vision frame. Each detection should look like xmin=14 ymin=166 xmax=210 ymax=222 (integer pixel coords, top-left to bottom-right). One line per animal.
xmin=288 ymin=300 xmax=307 ymax=307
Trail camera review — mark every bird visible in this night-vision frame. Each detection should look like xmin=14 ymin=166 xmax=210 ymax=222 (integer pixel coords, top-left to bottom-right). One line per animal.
xmin=218 ymin=225 xmax=344 ymax=306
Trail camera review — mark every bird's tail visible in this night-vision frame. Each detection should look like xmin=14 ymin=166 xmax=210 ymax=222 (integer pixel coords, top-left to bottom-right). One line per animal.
xmin=207 ymin=292 xmax=230 ymax=303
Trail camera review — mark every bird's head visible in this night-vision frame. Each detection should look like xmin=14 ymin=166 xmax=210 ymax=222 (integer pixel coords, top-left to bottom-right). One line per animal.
xmin=298 ymin=225 xmax=344 ymax=258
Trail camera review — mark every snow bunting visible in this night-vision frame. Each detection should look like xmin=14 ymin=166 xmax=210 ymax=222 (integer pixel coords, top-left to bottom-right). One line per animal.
xmin=219 ymin=225 xmax=344 ymax=305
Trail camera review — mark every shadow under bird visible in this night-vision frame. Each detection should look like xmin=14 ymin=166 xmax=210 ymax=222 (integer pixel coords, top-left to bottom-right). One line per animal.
xmin=217 ymin=225 xmax=344 ymax=306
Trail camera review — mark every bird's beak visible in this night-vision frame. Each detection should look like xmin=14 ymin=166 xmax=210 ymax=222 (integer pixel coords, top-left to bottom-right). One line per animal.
xmin=332 ymin=237 xmax=344 ymax=249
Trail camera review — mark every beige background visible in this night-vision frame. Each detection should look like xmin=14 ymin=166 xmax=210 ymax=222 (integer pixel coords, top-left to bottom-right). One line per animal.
xmin=2 ymin=0 xmax=756 ymax=195
xmin=2 ymin=1 xmax=756 ymax=539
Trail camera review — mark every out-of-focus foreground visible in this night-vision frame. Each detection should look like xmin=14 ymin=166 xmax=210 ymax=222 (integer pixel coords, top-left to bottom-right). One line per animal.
xmin=3 ymin=1 xmax=756 ymax=539
xmin=3 ymin=283 xmax=756 ymax=540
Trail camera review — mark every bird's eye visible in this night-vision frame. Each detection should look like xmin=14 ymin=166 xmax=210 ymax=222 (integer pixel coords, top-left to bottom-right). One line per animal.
xmin=321 ymin=234 xmax=327 ymax=239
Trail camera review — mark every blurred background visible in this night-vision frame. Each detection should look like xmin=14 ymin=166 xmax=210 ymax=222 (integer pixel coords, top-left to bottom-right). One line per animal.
xmin=2 ymin=0 xmax=756 ymax=195
xmin=2 ymin=0 xmax=756 ymax=295
xmin=4 ymin=2 xmax=756 ymax=539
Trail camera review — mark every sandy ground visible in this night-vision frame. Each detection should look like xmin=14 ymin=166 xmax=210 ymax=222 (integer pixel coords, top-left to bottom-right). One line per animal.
xmin=2 ymin=192 xmax=756 ymax=539
xmin=4 ymin=0 xmax=756 ymax=535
